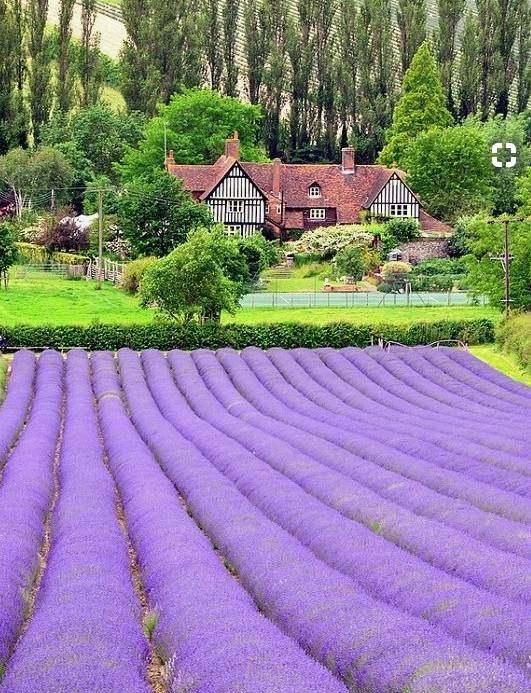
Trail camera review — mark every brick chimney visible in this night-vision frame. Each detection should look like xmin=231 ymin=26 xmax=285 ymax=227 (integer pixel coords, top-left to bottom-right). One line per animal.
xmin=272 ymin=157 xmax=281 ymax=195
xmin=341 ymin=147 xmax=355 ymax=174
xmin=165 ymin=149 xmax=175 ymax=169
xmin=225 ymin=131 xmax=240 ymax=160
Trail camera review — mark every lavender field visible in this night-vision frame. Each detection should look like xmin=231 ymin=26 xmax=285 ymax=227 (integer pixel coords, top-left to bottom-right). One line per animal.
xmin=0 ymin=346 xmax=529 ymax=693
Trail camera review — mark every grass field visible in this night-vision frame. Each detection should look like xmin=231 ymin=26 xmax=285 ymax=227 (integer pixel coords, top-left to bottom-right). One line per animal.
xmin=0 ymin=274 xmax=498 ymax=327
xmin=261 ymin=265 xmax=375 ymax=293
xmin=469 ymin=345 xmax=531 ymax=386
xmin=227 ymin=305 xmax=499 ymax=326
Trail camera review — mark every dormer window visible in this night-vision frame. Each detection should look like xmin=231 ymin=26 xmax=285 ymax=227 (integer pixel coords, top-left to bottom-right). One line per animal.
xmin=308 ymin=184 xmax=321 ymax=198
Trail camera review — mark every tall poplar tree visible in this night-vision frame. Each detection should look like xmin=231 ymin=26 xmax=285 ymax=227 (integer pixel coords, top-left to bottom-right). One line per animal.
xmin=57 ymin=0 xmax=76 ymax=112
xmin=476 ymin=0 xmax=499 ymax=119
xmin=493 ymin=0 xmax=520 ymax=116
xmin=357 ymin=0 xmax=395 ymax=162
xmin=244 ymin=0 xmax=269 ymax=104
xmin=397 ymin=0 xmax=427 ymax=74
xmin=10 ymin=0 xmax=28 ymax=147
xmin=314 ymin=0 xmax=337 ymax=157
xmin=120 ymin=0 xmax=159 ymax=114
xmin=223 ymin=0 xmax=239 ymax=96
xmin=202 ymin=0 xmax=223 ymax=90
xmin=458 ymin=12 xmax=481 ymax=118
xmin=79 ymin=0 xmax=102 ymax=106
xmin=337 ymin=0 xmax=359 ymax=141
xmin=262 ymin=0 xmax=289 ymax=157
xmin=379 ymin=41 xmax=452 ymax=167
xmin=515 ymin=0 xmax=531 ymax=112
xmin=28 ymin=0 xmax=51 ymax=143
xmin=287 ymin=0 xmax=315 ymax=156
xmin=0 ymin=0 xmax=16 ymax=153
xmin=435 ymin=0 xmax=465 ymax=115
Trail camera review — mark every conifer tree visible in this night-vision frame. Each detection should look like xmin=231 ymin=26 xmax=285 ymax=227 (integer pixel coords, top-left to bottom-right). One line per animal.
xmin=0 ymin=0 xmax=16 ymax=153
xmin=314 ymin=0 xmax=337 ymax=158
xmin=435 ymin=0 xmax=465 ymax=115
xmin=223 ymin=0 xmax=239 ymax=96
xmin=287 ymin=0 xmax=315 ymax=156
xmin=379 ymin=41 xmax=452 ymax=167
xmin=458 ymin=12 xmax=480 ymax=118
xmin=28 ymin=0 xmax=51 ymax=143
xmin=476 ymin=0 xmax=499 ymax=119
xmin=337 ymin=0 xmax=359 ymax=134
xmin=57 ymin=0 xmax=76 ymax=112
xmin=262 ymin=0 xmax=289 ymax=157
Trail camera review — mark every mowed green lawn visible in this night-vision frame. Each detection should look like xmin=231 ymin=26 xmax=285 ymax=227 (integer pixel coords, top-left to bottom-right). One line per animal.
xmin=0 ymin=273 xmax=498 ymax=327
xmin=0 ymin=274 xmax=153 ymax=326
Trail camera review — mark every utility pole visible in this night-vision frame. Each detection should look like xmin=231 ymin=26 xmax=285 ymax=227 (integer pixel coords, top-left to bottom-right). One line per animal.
xmin=97 ymin=189 xmax=103 ymax=290
xmin=488 ymin=216 xmax=518 ymax=318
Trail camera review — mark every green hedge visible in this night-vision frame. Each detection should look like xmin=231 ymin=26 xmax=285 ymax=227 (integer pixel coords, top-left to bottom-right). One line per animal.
xmin=0 ymin=318 xmax=495 ymax=351
xmin=16 ymin=243 xmax=89 ymax=266
xmin=496 ymin=313 xmax=531 ymax=370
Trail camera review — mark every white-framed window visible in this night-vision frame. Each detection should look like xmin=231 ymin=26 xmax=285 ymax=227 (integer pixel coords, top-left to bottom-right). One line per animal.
xmin=228 ymin=200 xmax=244 ymax=215
xmin=276 ymin=205 xmax=282 ymax=214
xmin=308 ymin=184 xmax=321 ymax=198
xmin=265 ymin=203 xmax=270 ymax=214
xmin=390 ymin=203 xmax=409 ymax=217
xmin=309 ymin=208 xmax=326 ymax=220
xmin=226 ymin=224 xmax=242 ymax=235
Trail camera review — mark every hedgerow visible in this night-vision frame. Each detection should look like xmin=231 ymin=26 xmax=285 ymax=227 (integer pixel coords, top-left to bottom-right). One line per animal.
xmin=16 ymin=242 xmax=88 ymax=266
xmin=496 ymin=313 xmax=531 ymax=370
xmin=0 ymin=318 xmax=495 ymax=351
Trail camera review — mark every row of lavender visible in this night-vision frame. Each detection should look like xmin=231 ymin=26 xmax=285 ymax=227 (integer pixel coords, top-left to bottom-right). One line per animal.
xmin=0 ymin=347 xmax=529 ymax=691
xmin=118 ymin=347 xmax=530 ymax=691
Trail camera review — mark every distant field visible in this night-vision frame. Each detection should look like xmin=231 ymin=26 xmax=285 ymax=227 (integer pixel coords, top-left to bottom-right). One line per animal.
xmin=227 ymin=305 xmax=499 ymax=326
xmin=0 ymin=273 xmax=497 ymax=327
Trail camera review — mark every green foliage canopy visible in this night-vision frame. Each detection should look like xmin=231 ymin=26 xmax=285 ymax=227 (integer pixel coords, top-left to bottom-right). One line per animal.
xmin=120 ymin=89 xmax=267 ymax=181
xmin=116 ymin=168 xmax=212 ymax=257
xmin=140 ymin=225 xmax=249 ymax=322
xmin=379 ymin=42 xmax=453 ymax=168
xmin=405 ymin=123 xmax=492 ymax=222
xmin=335 ymin=245 xmax=367 ymax=282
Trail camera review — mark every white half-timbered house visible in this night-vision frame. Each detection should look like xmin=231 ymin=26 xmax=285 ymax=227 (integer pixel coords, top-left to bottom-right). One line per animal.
xmin=166 ymin=133 xmax=450 ymax=239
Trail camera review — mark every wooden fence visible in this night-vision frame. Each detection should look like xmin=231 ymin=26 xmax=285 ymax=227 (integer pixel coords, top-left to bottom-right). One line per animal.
xmin=86 ymin=258 xmax=125 ymax=284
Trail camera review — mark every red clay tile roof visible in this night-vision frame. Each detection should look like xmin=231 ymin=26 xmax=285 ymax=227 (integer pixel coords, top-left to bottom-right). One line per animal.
xmin=167 ymin=157 xmax=450 ymax=233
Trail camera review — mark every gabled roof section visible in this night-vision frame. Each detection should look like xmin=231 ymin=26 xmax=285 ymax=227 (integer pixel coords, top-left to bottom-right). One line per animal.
xmin=200 ymin=159 xmax=268 ymax=201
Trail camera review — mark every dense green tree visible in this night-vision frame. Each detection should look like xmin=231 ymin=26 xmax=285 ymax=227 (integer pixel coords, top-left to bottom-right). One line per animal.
xmin=397 ymin=0 xmax=427 ymax=74
xmin=337 ymin=0 xmax=359 ymax=141
xmin=0 ymin=222 xmax=18 ymax=288
xmin=0 ymin=0 xmax=17 ymax=154
xmin=140 ymin=225 xmax=247 ymax=321
xmin=202 ymin=0 xmax=223 ymax=90
xmin=477 ymin=0 xmax=499 ymax=119
xmin=117 ymin=168 xmax=212 ymax=257
xmin=262 ymin=0 xmax=289 ymax=157
xmin=42 ymin=104 xmax=145 ymax=180
xmin=0 ymin=146 xmax=73 ymax=216
xmin=356 ymin=0 xmax=395 ymax=162
xmin=243 ymin=0 xmax=269 ymax=104
xmin=516 ymin=166 xmax=531 ymax=216
xmin=515 ymin=0 xmax=531 ymax=113
xmin=379 ymin=42 xmax=452 ymax=167
xmin=458 ymin=12 xmax=481 ymax=119
xmin=57 ymin=0 xmax=76 ymax=112
xmin=313 ymin=0 xmax=337 ymax=158
xmin=28 ymin=0 xmax=51 ymax=143
xmin=79 ymin=0 xmax=103 ymax=106
xmin=493 ymin=0 xmax=521 ymax=116
xmin=287 ymin=0 xmax=315 ymax=155
xmin=223 ymin=0 xmax=239 ymax=96
xmin=478 ymin=114 xmax=531 ymax=214
xmin=120 ymin=0 xmax=159 ymax=114
xmin=119 ymin=89 xmax=266 ymax=181
xmin=11 ymin=0 xmax=28 ymax=148
xmin=435 ymin=0 xmax=465 ymax=115
xmin=335 ymin=245 xmax=367 ymax=283
xmin=464 ymin=215 xmax=531 ymax=311
xmin=405 ymin=123 xmax=492 ymax=222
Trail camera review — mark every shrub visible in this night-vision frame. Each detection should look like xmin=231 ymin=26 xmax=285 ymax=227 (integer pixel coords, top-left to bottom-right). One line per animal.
xmin=15 ymin=242 xmax=88 ymax=266
xmin=496 ymin=313 xmax=531 ymax=370
xmin=122 ymin=257 xmax=157 ymax=294
xmin=291 ymin=225 xmax=376 ymax=259
xmin=335 ymin=245 xmax=367 ymax=283
xmin=0 ymin=318 xmax=496 ymax=351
